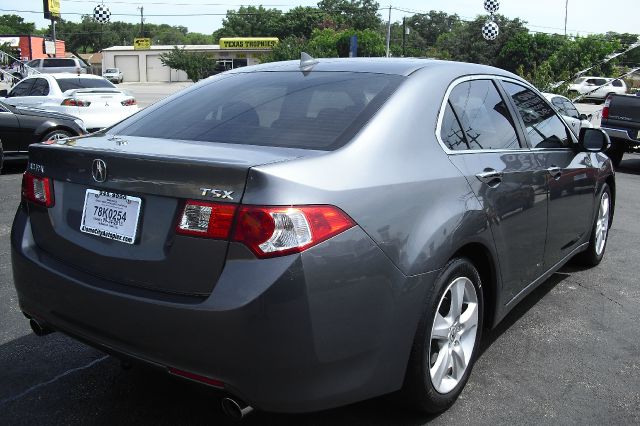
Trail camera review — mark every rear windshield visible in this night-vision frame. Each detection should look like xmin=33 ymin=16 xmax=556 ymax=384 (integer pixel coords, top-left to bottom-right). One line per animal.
xmin=57 ymin=78 xmax=116 ymax=92
xmin=114 ymin=71 xmax=403 ymax=150
xmin=43 ymin=58 xmax=76 ymax=67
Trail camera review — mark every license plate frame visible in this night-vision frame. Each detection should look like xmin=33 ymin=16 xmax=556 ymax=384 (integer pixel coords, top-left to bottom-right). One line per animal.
xmin=80 ymin=189 xmax=142 ymax=244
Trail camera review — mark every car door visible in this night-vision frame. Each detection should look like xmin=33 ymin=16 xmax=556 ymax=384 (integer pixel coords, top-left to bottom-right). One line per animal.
xmin=0 ymin=104 xmax=22 ymax=152
xmin=500 ymin=81 xmax=598 ymax=269
xmin=439 ymin=77 xmax=548 ymax=301
xmin=10 ymin=77 xmax=51 ymax=108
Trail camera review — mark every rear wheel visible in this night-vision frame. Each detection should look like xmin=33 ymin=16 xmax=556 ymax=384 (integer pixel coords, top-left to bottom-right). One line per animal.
xmin=402 ymin=258 xmax=483 ymax=413
xmin=42 ymin=129 xmax=72 ymax=142
xmin=575 ymin=184 xmax=612 ymax=266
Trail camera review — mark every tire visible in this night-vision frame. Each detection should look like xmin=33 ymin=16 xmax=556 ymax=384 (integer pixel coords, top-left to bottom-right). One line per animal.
xmin=606 ymin=143 xmax=624 ymax=168
xmin=574 ymin=184 xmax=612 ymax=267
xmin=401 ymin=257 xmax=484 ymax=413
xmin=42 ymin=129 xmax=72 ymax=142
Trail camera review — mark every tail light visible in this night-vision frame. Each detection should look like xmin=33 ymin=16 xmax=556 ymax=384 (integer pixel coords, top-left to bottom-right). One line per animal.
xmin=121 ymin=98 xmax=137 ymax=106
xmin=176 ymin=200 xmax=236 ymax=239
xmin=233 ymin=205 xmax=354 ymax=258
xmin=61 ymin=98 xmax=91 ymax=107
xmin=176 ymin=202 xmax=355 ymax=258
xmin=22 ymin=172 xmax=54 ymax=207
xmin=602 ymin=95 xmax=612 ymax=120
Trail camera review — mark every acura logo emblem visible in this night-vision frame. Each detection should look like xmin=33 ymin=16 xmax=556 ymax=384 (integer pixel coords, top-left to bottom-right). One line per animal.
xmin=92 ymin=159 xmax=107 ymax=183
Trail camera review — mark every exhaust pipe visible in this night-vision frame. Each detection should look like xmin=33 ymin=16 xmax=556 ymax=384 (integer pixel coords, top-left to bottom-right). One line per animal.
xmin=221 ymin=397 xmax=253 ymax=421
xmin=29 ymin=318 xmax=54 ymax=336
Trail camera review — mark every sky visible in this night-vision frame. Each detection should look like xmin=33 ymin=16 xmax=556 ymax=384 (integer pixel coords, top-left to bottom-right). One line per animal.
xmin=3 ymin=0 xmax=639 ymax=37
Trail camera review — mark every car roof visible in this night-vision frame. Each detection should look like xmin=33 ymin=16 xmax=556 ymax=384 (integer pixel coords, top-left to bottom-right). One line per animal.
xmin=225 ymin=57 xmax=522 ymax=79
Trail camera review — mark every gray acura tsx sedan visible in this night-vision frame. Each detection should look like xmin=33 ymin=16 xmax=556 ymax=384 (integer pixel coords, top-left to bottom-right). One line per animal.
xmin=11 ymin=57 xmax=614 ymax=418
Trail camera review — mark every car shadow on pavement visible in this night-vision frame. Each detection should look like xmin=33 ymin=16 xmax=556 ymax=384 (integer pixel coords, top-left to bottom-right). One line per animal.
xmin=479 ymin=271 xmax=570 ymax=355
xmin=0 ymin=160 xmax=27 ymax=175
xmin=616 ymin=156 xmax=640 ymax=175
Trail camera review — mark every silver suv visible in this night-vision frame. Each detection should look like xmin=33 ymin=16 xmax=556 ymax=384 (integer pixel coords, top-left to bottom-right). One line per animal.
xmin=18 ymin=57 xmax=89 ymax=79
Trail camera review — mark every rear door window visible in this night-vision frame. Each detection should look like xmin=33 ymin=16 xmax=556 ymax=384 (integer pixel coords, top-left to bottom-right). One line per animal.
xmin=114 ymin=72 xmax=403 ymax=150
xmin=9 ymin=79 xmax=35 ymax=97
xmin=29 ymin=78 xmax=50 ymax=96
xmin=502 ymin=82 xmax=572 ymax=149
xmin=446 ymin=79 xmax=521 ymax=150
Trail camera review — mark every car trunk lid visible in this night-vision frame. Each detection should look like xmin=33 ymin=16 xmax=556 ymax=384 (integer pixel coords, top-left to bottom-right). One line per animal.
xmin=26 ymin=133 xmax=320 ymax=296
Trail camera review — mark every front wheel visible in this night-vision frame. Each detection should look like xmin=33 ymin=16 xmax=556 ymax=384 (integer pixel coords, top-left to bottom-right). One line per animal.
xmin=402 ymin=258 xmax=484 ymax=413
xmin=575 ymin=184 xmax=612 ymax=266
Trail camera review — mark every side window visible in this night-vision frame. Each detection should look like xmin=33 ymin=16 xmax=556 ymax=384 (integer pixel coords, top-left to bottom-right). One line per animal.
xmin=29 ymin=78 xmax=50 ymax=96
xmin=440 ymin=102 xmax=469 ymax=150
xmin=502 ymin=82 xmax=572 ymax=149
xmin=562 ymin=100 xmax=580 ymax=119
xmin=551 ymin=97 xmax=567 ymax=115
xmin=8 ymin=79 xmax=35 ymax=97
xmin=612 ymin=79 xmax=623 ymax=87
xmin=447 ymin=79 xmax=521 ymax=150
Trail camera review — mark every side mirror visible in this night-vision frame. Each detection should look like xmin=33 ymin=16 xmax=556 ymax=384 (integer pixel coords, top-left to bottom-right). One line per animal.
xmin=579 ymin=128 xmax=610 ymax=152
xmin=0 ymin=89 xmax=7 ymax=97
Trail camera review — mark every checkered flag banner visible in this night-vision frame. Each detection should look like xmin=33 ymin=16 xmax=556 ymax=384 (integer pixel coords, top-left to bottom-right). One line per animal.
xmin=483 ymin=0 xmax=500 ymax=14
xmin=93 ymin=4 xmax=111 ymax=23
xmin=482 ymin=21 xmax=499 ymax=41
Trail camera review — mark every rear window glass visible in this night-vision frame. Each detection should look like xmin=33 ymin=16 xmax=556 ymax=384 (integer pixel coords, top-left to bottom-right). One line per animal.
xmin=43 ymin=58 xmax=76 ymax=67
xmin=113 ymin=72 xmax=403 ymax=150
xmin=57 ymin=78 xmax=116 ymax=92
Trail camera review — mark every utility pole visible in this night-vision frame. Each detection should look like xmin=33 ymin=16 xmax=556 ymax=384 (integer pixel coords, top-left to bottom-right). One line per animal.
xmin=51 ymin=19 xmax=56 ymax=57
xmin=137 ymin=6 xmax=145 ymax=37
xmin=385 ymin=5 xmax=391 ymax=57
xmin=564 ymin=0 xmax=568 ymax=37
xmin=402 ymin=17 xmax=406 ymax=57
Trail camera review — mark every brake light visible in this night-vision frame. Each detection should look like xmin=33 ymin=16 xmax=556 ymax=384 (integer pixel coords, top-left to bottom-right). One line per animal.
xmin=61 ymin=98 xmax=91 ymax=107
xmin=176 ymin=200 xmax=237 ymax=238
xmin=232 ymin=205 xmax=355 ymax=258
xmin=602 ymin=95 xmax=612 ymax=120
xmin=22 ymin=172 xmax=54 ymax=207
xmin=121 ymin=98 xmax=137 ymax=106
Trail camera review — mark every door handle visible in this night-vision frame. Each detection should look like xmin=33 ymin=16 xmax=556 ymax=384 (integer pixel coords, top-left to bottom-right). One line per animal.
xmin=547 ymin=166 xmax=562 ymax=180
xmin=476 ymin=169 xmax=503 ymax=187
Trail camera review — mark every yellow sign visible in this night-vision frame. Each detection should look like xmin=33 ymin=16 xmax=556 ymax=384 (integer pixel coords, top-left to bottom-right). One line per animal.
xmin=219 ymin=38 xmax=279 ymax=50
xmin=134 ymin=38 xmax=151 ymax=50
xmin=43 ymin=0 xmax=61 ymax=19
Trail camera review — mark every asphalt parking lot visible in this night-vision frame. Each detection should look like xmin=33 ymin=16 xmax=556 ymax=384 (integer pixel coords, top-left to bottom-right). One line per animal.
xmin=0 ymin=85 xmax=639 ymax=424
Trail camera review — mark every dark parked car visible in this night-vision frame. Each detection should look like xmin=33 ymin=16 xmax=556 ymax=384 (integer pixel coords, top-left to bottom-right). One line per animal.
xmin=0 ymin=100 xmax=86 ymax=173
xmin=11 ymin=58 xmax=614 ymax=419
xmin=601 ymin=93 xmax=640 ymax=166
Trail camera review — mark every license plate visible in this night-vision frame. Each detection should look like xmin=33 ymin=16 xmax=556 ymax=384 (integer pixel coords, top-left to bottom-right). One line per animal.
xmin=80 ymin=189 xmax=141 ymax=244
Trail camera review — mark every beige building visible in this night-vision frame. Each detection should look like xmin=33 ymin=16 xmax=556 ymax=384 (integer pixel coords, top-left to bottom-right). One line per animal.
xmin=101 ymin=42 xmax=273 ymax=83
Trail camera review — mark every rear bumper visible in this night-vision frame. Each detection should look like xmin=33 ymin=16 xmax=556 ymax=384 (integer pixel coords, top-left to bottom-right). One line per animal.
xmin=602 ymin=126 xmax=640 ymax=144
xmin=11 ymin=206 xmax=438 ymax=413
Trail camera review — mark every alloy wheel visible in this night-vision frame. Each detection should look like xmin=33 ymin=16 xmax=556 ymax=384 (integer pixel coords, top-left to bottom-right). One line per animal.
xmin=429 ymin=276 xmax=479 ymax=394
xmin=595 ymin=191 xmax=610 ymax=256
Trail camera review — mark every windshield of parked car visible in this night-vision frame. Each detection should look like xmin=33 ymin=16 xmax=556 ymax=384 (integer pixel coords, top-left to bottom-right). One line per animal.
xmin=57 ymin=78 xmax=116 ymax=92
xmin=113 ymin=71 xmax=404 ymax=150
xmin=105 ymin=69 xmax=118 ymax=73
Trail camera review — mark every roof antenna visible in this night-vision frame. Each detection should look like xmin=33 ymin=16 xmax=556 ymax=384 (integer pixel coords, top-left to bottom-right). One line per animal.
xmin=299 ymin=52 xmax=318 ymax=73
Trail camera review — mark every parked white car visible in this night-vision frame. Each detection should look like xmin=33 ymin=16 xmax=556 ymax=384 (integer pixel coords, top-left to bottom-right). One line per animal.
xmin=0 ymin=73 xmax=138 ymax=131
xmin=103 ymin=68 xmax=124 ymax=84
xmin=543 ymin=93 xmax=593 ymax=136
xmin=568 ymin=76 xmax=626 ymax=102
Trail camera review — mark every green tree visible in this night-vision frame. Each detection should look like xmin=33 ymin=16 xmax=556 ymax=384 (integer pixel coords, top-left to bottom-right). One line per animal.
xmin=336 ymin=29 xmax=385 ymax=57
xmin=496 ymin=32 xmax=567 ymax=73
xmin=216 ymin=6 xmax=282 ymax=38
xmin=159 ymin=47 xmax=215 ymax=82
xmin=317 ymin=0 xmax=381 ymax=30
xmin=406 ymin=11 xmax=459 ymax=47
xmin=276 ymin=6 xmax=323 ymax=39
xmin=435 ymin=15 xmax=529 ymax=67
xmin=0 ymin=14 xmax=36 ymax=34
xmin=263 ymin=36 xmax=308 ymax=62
